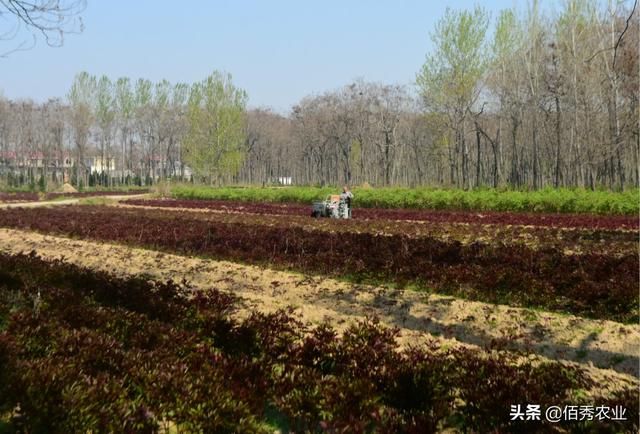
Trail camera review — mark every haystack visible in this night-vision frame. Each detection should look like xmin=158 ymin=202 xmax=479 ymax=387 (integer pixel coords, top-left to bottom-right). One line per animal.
xmin=61 ymin=183 xmax=78 ymax=193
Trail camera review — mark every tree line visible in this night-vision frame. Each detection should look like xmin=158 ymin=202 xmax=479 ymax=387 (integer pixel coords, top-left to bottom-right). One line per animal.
xmin=0 ymin=0 xmax=637 ymax=190
xmin=0 ymin=71 xmax=247 ymax=188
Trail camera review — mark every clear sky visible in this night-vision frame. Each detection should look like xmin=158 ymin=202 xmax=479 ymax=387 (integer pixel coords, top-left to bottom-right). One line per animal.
xmin=1 ymin=0 xmax=528 ymax=112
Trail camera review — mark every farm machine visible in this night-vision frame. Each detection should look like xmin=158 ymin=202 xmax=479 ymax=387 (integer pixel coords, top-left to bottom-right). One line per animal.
xmin=311 ymin=195 xmax=351 ymax=219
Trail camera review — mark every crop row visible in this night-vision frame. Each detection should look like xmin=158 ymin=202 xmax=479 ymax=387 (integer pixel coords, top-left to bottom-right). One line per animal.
xmin=0 ymin=192 xmax=39 ymax=202
xmin=121 ymin=200 xmax=639 ymax=256
xmin=1 ymin=252 xmax=637 ymax=433
xmin=171 ymin=185 xmax=640 ymax=215
xmin=124 ymin=198 xmax=639 ymax=230
xmin=163 ymin=203 xmax=639 ymax=252
xmin=1 ymin=205 xmax=636 ymax=322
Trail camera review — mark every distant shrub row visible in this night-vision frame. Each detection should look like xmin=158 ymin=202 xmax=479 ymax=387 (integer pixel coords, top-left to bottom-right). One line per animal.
xmin=170 ymin=185 xmax=639 ymax=215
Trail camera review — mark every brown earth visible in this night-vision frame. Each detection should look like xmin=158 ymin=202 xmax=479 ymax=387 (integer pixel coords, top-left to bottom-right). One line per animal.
xmin=0 ymin=227 xmax=637 ymax=394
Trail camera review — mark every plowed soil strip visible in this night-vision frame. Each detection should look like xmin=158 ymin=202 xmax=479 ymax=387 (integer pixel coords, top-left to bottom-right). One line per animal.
xmin=1 ymin=228 xmax=637 ymax=390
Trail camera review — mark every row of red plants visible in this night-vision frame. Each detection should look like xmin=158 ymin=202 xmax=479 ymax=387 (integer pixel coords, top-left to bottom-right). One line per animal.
xmin=0 ymin=192 xmax=39 ymax=202
xmin=1 ymin=206 xmax=636 ymax=323
xmin=122 ymin=202 xmax=638 ymax=256
xmin=1 ymin=252 xmax=636 ymax=433
xmin=123 ymin=198 xmax=639 ymax=230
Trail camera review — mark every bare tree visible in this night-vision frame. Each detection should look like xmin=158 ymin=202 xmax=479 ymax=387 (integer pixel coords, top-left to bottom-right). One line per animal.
xmin=0 ymin=0 xmax=85 ymax=56
xmin=67 ymin=71 xmax=94 ymax=187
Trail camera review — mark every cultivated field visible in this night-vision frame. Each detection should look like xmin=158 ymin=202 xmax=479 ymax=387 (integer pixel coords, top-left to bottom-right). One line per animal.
xmin=0 ymin=187 xmax=638 ymax=433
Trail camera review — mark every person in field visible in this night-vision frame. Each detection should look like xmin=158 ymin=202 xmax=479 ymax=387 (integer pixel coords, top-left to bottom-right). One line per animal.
xmin=340 ymin=185 xmax=353 ymax=219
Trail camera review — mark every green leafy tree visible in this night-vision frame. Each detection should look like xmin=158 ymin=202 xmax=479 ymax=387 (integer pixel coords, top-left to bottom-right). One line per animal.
xmin=416 ymin=5 xmax=490 ymax=189
xmin=183 ymin=71 xmax=247 ymax=185
xmin=489 ymin=9 xmax=523 ymax=187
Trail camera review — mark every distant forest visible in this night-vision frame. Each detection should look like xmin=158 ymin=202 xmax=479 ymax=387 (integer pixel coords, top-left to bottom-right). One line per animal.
xmin=0 ymin=0 xmax=637 ymax=190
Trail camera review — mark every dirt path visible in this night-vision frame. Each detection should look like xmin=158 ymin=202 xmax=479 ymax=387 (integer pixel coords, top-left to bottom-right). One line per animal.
xmin=0 ymin=194 xmax=149 ymax=209
xmin=0 ymin=228 xmax=637 ymax=390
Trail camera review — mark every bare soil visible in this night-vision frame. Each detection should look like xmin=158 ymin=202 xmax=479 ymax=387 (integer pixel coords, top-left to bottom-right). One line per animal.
xmin=1 ymin=227 xmax=637 ymax=392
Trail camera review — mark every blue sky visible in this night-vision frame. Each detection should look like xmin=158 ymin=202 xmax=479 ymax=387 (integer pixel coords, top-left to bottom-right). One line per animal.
xmin=0 ymin=0 xmax=528 ymax=112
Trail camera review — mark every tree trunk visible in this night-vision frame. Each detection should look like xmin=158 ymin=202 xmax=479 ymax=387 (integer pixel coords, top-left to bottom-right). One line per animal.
xmin=554 ymin=95 xmax=562 ymax=188
xmin=532 ymin=110 xmax=539 ymax=189
xmin=475 ymin=127 xmax=481 ymax=188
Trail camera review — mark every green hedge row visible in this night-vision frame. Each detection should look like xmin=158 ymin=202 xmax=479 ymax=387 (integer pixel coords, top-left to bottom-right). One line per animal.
xmin=170 ymin=185 xmax=639 ymax=215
